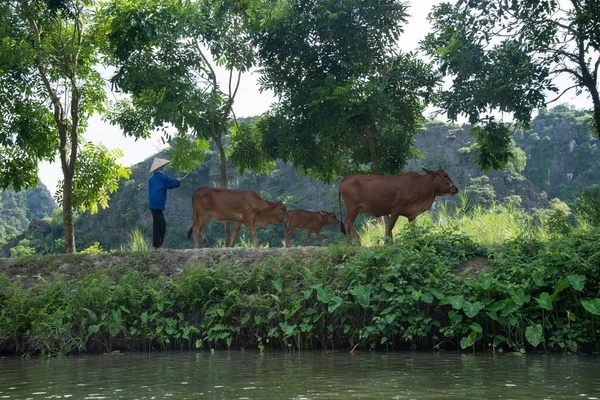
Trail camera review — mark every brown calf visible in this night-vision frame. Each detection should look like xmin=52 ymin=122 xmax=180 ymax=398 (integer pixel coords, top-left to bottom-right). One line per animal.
xmin=188 ymin=187 xmax=286 ymax=248
xmin=284 ymin=210 xmax=339 ymax=247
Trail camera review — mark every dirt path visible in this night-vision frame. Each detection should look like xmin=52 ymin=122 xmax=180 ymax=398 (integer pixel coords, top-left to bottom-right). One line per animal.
xmin=0 ymin=247 xmax=330 ymax=286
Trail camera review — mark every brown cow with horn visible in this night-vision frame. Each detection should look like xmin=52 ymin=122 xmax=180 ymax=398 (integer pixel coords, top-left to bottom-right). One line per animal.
xmin=188 ymin=187 xmax=287 ymax=248
xmin=284 ymin=209 xmax=339 ymax=247
xmin=339 ymin=167 xmax=459 ymax=244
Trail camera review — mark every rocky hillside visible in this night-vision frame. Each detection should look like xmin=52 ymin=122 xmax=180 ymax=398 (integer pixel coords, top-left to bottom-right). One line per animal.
xmin=0 ymin=184 xmax=55 ymax=257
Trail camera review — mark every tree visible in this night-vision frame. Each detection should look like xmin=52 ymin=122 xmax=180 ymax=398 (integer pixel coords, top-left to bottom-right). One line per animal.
xmin=233 ymin=0 xmax=439 ymax=181
xmin=0 ymin=0 xmax=133 ymax=253
xmin=422 ymin=0 xmax=600 ymax=171
xmin=99 ymin=0 xmax=256 ymax=242
xmin=99 ymin=0 xmax=255 ymax=188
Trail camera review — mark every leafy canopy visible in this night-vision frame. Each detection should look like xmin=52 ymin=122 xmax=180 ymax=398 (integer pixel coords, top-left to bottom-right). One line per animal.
xmin=422 ymin=0 xmax=600 ymax=171
xmin=54 ymin=143 xmax=131 ymax=214
xmin=98 ymin=0 xmax=257 ymax=178
xmin=235 ymin=0 xmax=439 ymax=181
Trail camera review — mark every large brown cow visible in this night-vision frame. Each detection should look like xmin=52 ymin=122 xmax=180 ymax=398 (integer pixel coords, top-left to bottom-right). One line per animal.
xmin=284 ymin=210 xmax=339 ymax=247
xmin=188 ymin=187 xmax=287 ymax=248
xmin=339 ymin=167 xmax=459 ymax=244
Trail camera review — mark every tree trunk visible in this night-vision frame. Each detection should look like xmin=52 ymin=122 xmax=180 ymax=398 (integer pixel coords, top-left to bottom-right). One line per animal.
xmin=365 ymin=127 xmax=389 ymax=237
xmin=212 ymin=128 xmax=231 ymax=244
xmin=589 ymin=87 xmax=600 ymax=138
xmin=58 ymin=121 xmax=77 ymax=254
xmin=365 ymin=127 xmax=379 ymax=175
xmin=62 ymin=175 xmax=76 ymax=253
xmin=574 ymin=12 xmax=600 ymax=138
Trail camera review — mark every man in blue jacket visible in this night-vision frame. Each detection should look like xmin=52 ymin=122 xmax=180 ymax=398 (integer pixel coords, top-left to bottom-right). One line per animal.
xmin=149 ymin=158 xmax=182 ymax=250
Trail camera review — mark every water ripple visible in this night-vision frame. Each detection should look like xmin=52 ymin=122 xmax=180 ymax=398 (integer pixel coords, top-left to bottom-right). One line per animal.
xmin=0 ymin=352 xmax=598 ymax=399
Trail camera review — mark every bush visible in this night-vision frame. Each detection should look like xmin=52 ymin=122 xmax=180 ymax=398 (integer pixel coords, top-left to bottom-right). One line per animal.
xmin=574 ymin=189 xmax=600 ymax=227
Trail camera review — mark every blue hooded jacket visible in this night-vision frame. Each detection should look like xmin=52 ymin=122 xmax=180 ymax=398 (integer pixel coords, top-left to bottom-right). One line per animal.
xmin=148 ymin=171 xmax=180 ymax=210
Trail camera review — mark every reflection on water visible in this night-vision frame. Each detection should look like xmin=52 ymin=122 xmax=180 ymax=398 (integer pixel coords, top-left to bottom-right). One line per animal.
xmin=0 ymin=351 xmax=599 ymax=399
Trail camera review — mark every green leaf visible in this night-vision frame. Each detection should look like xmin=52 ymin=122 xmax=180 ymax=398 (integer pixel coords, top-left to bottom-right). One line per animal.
xmin=112 ymin=309 xmax=122 ymax=322
xmin=511 ymin=289 xmax=527 ymax=306
xmin=385 ymin=314 xmax=397 ymax=324
xmin=88 ymin=324 xmax=100 ymax=334
xmin=535 ymin=292 xmax=554 ymax=311
xmin=460 ymin=337 xmax=469 ymax=349
xmin=216 ymin=309 xmax=225 ymax=317
xmin=271 ymin=279 xmax=283 ymax=292
xmin=532 ymin=271 xmax=545 ymax=287
xmin=420 ymin=292 xmax=434 ymax=304
xmin=478 ymin=271 xmax=494 ymax=290
xmin=317 ymin=285 xmax=332 ymax=303
xmin=469 ymin=322 xmax=483 ymax=334
xmin=448 ymin=310 xmax=463 ymax=324
xmin=581 ymin=299 xmax=600 ymax=315
xmin=241 ymin=313 xmax=251 ymax=325
xmin=383 ymin=283 xmax=395 ymax=292
xmin=328 ymin=296 xmax=344 ymax=313
xmin=525 ymin=324 xmax=543 ymax=347
xmin=463 ymin=301 xmax=485 ymax=318
xmin=446 ymin=295 xmax=464 ymax=310
xmin=552 ymin=278 xmax=570 ymax=298
xmin=567 ymin=275 xmax=585 ymax=292
xmin=351 ymin=285 xmax=371 ymax=307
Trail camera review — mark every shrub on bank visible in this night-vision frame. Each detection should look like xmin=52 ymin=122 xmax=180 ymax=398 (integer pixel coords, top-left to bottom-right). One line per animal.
xmin=1 ymin=225 xmax=599 ymax=356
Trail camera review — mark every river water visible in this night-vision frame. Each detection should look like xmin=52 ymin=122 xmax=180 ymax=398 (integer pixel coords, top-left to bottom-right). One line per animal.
xmin=0 ymin=351 xmax=598 ymax=399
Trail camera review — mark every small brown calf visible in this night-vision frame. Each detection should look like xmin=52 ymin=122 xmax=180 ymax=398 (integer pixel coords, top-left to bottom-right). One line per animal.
xmin=284 ymin=209 xmax=339 ymax=247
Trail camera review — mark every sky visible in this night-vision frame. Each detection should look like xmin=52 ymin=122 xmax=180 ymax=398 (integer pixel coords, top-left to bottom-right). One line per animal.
xmin=37 ymin=0 xmax=590 ymax=197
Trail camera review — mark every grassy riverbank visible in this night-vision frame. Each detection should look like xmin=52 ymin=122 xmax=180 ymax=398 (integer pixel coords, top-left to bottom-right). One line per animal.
xmin=1 ymin=217 xmax=599 ymax=356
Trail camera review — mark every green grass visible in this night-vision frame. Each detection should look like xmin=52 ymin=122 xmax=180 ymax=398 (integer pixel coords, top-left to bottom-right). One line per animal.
xmin=358 ymin=201 xmax=549 ymax=247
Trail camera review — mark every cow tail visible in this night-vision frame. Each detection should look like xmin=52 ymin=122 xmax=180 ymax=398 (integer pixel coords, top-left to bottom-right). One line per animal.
xmin=339 ymin=190 xmax=346 ymax=235
xmin=187 ymin=226 xmax=192 ymax=240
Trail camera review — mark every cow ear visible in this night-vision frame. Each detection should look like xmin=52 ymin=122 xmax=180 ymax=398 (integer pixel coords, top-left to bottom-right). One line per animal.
xmin=423 ymin=168 xmax=433 ymax=175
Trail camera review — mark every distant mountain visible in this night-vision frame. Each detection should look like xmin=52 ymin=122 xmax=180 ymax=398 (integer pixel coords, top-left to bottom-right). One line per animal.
xmin=0 ymin=183 xmax=55 ymax=241
xmin=0 ymin=184 xmax=56 ymax=257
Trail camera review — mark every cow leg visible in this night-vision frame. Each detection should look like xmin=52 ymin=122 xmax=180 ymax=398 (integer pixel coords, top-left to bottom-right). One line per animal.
xmin=284 ymin=225 xmax=294 ymax=248
xmin=198 ymin=215 xmax=211 ymax=248
xmin=192 ymin=213 xmax=209 ymax=248
xmin=344 ymin=209 xmax=360 ymax=245
xmin=245 ymin=220 xmax=260 ymax=248
xmin=192 ymin=220 xmax=200 ymax=249
xmin=315 ymin=231 xmax=324 ymax=246
xmin=229 ymin=222 xmax=242 ymax=247
xmin=386 ymin=213 xmax=400 ymax=243
xmin=350 ymin=224 xmax=361 ymax=245
xmin=302 ymin=230 xmax=313 ymax=246
xmin=345 ymin=210 xmax=362 ymax=246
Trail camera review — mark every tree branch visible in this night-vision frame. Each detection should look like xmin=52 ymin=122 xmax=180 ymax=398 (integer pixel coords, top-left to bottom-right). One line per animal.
xmin=546 ymin=85 xmax=580 ymax=104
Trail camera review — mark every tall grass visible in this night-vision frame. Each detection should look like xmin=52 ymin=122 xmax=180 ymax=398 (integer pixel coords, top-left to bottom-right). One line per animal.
xmin=359 ymin=200 xmax=549 ymax=247
xmin=120 ymin=229 xmax=150 ymax=252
